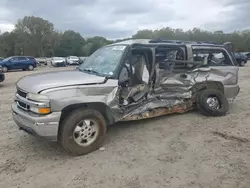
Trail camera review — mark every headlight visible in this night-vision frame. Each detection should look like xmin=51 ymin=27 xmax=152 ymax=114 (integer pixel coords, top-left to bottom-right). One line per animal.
xmin=30 ymin=106 xmax=51 ymax=114
xmin=27 ymin=93 xmax=49 ymax=102
xmin=27 ymin=93 xmax=50 ymax=114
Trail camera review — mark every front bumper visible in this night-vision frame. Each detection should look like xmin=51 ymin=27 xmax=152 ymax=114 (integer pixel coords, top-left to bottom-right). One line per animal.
xmin=224 ymin=84 xmax=240 ymax=98
xmin=53 ymin=62 xmax=66 ymax=67
xmin=12 ymin=102 xmax=61 ymax=141
xmin=0 ymin=73 xmax=5 ymax=82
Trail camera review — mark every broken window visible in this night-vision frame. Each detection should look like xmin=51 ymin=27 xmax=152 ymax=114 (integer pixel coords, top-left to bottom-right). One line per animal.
xmin=192 ymin=48 xmax=233 ymax=66
xmin=118 ymin=48 xmax=152 ymax=107
xmin=155 ymin=46 xmax=186 ymax=70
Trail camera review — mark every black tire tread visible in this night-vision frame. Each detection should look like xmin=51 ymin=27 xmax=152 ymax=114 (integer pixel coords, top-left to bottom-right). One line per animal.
xmin=196 ymin=89 xmax=229 ymax=116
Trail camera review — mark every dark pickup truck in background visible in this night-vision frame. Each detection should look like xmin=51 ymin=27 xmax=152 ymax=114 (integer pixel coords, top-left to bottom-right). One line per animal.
xmin=234 ymin=52 xmax=248 ymax=66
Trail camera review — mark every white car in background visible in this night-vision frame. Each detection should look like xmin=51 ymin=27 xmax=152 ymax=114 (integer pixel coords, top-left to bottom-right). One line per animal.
xmin=51 ymin=57 xmax=66 ymax=67
xmin=66 ymin=56 xmax=80 ymax=65
xmin=35 ymin=57 xmax=48 ymax=65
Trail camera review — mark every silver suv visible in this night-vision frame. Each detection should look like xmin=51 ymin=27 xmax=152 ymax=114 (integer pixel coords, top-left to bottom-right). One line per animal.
xmin=12 ymin=39 xmax=240 ymax=156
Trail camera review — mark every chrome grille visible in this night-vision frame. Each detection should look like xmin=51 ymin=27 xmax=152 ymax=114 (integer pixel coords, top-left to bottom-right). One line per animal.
xmin=17 ymin=101 xmax=29 ymax=111
xmin=16 ymin=88 xmax=29 ymax=111
xmin=17 ymin=88 xmax=27 ymax=98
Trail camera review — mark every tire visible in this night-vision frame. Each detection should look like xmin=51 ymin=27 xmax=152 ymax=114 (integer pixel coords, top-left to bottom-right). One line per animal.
xmin=195 ymin=91 xmax=211 ymax=116
xmin=196 ymin=89 xmax=229 ymax=116
xmin=59 ymin=109 xmax=107 ymax=156
xmin=2 ymin=66 xmax=8 ymax=73
xmin=240 ymin=61 xmax=245 ymax=67
xmin=28 ymin=65 xmax=34 ymax=71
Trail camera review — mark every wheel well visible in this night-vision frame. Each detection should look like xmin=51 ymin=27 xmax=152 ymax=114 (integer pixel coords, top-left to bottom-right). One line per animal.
xmin=59 ymin=102 xmax=115 ymax=132
xmin=192 ymin=81 xmax=224 ymax=94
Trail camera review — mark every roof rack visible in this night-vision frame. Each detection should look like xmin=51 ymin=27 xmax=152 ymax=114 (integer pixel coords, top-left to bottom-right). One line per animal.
xmin=149 ymin=39 xmax=220 ymax=45
xmin=149 ymin=39 xmax=183 ymax=44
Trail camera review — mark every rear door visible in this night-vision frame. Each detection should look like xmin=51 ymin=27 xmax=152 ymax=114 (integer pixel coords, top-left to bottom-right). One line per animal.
xmin=17 ymin=57 xmax=29 ymax=69
xmin=192 ymin=45 xmax=239 ymax=97
xmin=154 ymin=45 xmax=189 ymax=92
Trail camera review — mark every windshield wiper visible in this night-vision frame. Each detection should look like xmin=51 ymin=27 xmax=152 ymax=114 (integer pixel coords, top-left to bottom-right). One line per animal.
xmin=80 ymin=68 xmax=105 ymax=76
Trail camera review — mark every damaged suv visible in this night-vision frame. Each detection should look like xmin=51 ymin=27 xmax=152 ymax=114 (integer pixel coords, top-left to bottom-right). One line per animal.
xmin=12 ymin=39 xmax=240 ymax=155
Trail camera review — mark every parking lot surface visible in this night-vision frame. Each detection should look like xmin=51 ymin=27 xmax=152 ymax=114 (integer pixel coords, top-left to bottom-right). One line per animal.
xmin=0 ymin=65 xmax=250 ymax=188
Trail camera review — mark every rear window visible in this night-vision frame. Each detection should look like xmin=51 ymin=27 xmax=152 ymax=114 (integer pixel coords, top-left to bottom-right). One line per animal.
xmin=192 ymin=48 xmax=235 ymax=66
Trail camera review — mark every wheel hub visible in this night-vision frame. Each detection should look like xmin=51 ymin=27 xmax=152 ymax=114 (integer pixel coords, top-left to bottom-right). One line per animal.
xmin=73 ymin=119 xmax=98 ymax=146
xmin=206 ymin=97 xmax=220 ymax=109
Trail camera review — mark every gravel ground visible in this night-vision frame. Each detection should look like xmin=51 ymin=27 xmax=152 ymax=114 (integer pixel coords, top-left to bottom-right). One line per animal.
xmin=0 ymin=64 xmax=250 ymax=188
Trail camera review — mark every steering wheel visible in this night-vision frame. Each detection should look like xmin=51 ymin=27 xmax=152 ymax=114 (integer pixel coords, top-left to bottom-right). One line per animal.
xmin=118 ymin=64 xmax=132 ymax=86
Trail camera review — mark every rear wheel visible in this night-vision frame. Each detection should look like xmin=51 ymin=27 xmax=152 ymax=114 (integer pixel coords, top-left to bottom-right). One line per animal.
xmin=59 ymin=109 xmax=107 ymax=156
xmin=196 ymin=89 xmax=229 ymax=116
xmin=28 ymin=65 xmax=34 ymax=71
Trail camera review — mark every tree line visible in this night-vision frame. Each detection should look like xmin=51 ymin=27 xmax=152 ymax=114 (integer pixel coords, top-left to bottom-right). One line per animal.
xmin=1 ymin=16 xmax=250 ymax=58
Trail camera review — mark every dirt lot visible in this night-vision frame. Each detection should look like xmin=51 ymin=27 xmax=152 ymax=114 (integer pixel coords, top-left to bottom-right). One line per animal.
xmin=0 ymin=64 xmax=250 ymax=188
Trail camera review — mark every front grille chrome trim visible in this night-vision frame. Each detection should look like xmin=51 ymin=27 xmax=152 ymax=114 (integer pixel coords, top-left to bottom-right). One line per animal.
xmin=17 ymin=87 xmax=27 ymax=98
xmin=15 ymin=87 xmax=50 ymax=113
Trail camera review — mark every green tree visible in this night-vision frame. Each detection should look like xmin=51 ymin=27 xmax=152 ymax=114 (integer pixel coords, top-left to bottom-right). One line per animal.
xmin=0 ymin=32 xmax=17 ymax=57
xmin=2 ymin=15 xmax=250 ymax=58
xmin=83 ymin=36 xmax=112 ymax=55
xmin=54 ymin=30 xmax=85 ymax=56
xmin=14 ymin=16 xmax=55 ymax=57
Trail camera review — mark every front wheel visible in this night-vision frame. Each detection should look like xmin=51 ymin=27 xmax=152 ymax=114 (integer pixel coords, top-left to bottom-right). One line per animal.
xmin=59 ymin=109 xmax=107 ymax=156
xmin=196 ymin=89 xmax=229 ymax=116
xmin=2 ymin=66 xmax=8 ymax=73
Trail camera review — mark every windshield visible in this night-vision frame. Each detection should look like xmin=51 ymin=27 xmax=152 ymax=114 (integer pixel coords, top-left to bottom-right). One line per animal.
xmin=2 ymin=57 xmax=12 ymax=62
xmin=79 ymin=45 xmax=127 ymax=77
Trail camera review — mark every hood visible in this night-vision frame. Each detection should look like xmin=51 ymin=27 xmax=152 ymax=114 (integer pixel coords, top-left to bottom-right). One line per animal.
xmin=16 ymin=70 xmax=106 ymax=93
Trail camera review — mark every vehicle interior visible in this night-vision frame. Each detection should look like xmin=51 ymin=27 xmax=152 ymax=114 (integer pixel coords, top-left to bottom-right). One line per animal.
xmin=118 ymin=47 xmax=152 ymax=106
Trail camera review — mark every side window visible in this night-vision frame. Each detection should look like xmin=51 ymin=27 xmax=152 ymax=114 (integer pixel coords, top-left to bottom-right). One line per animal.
xmin=156 ymin=47 xmax=186 ymax=70
xmin=192 ymin=48 xmax=233 ymax=66
xmin=18 ymin=57 xmax=28 ymax=61
xmin=10 ymin=57 xmax=18 ymax=62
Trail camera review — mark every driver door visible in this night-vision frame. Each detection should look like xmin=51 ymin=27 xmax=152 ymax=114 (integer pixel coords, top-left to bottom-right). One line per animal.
xmin=9 ymin=57 xmax=19 ymax=69
xmin=117 ymin=54 xmax=150 ymax=107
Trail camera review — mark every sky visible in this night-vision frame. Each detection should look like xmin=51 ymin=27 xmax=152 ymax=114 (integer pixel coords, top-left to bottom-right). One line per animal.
xmin=0 ymin=0 xmax=249 ymax=39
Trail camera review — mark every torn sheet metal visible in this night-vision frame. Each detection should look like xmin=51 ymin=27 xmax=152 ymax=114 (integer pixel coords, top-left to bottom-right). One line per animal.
xmin=121 ymin=99 xmax=194 ymax=121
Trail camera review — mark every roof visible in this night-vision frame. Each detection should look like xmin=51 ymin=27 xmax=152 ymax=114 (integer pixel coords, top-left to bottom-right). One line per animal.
xmin=8 ymin=55 xmax=34 ymax=58
xmin=110 ymin=39 xmax=224 ymax=47
xmin=110 ymin=39 xmax=151 ymax=45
